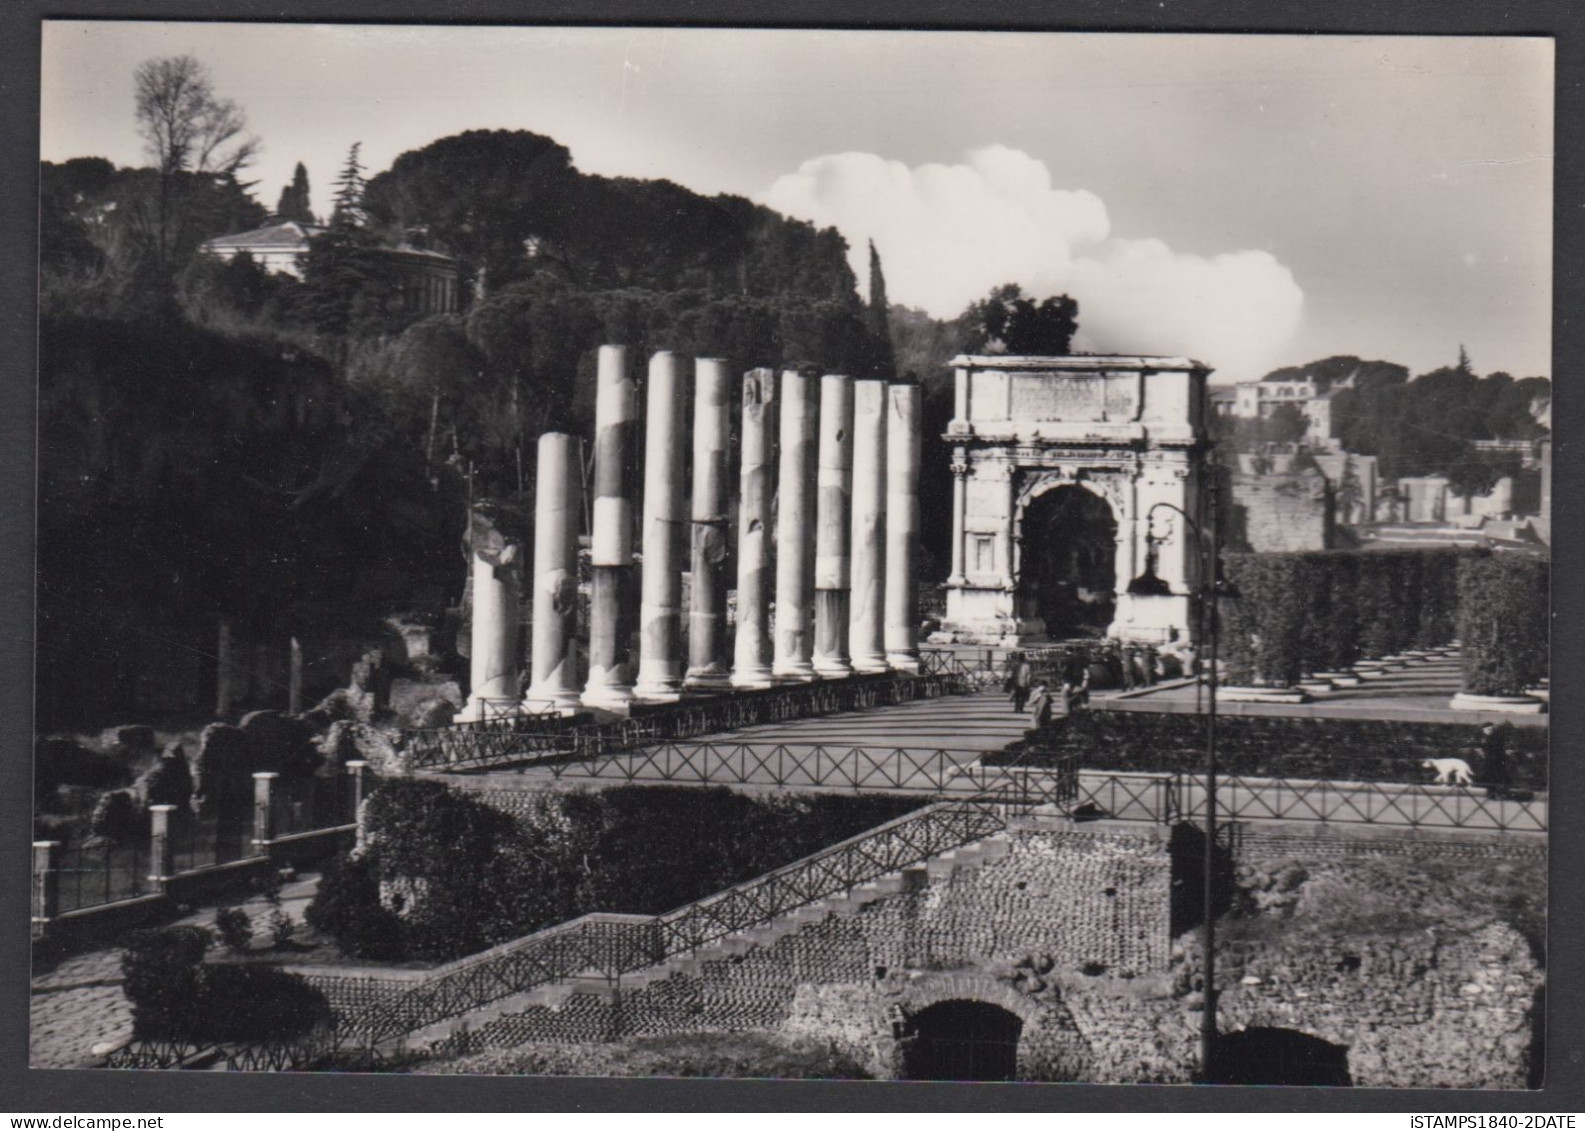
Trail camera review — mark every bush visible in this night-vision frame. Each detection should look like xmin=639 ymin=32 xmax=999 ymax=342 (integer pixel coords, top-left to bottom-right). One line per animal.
xmin=138 ymin=747 xmax=194 ymax=810
xmin=215 ymin=907 xmax=253 ymax=954
xmin=1458 ymin=554 xmax=1549 ymax=695
xmin=120 ymin=924 xmax=330 ymax=1044
xmin=121 ymin=926 xmax=213 ymax=1040
xmin=1221 ymin=554 xmax=1307 ymax=686
xmin=992 ymin=709 xmax=1548 ymax=791
xmin=34 ymin=737 xmax=128 ymax=806
xmin=315 ymin=780 xmax=922 ymax=963
xmin=89 ymin=789 xmax=143 ymax=842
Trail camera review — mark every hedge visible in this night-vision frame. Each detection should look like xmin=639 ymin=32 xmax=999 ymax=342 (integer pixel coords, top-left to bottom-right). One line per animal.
xmin=1457 ymin=554 xmax=1549 ymax=695
xmin=310 ymin=780 xmax=923 ymax=963
xmin=989 ymin=710 xmax=1547 ymax=791
xmin=121 ymin=926 xmax=331 ymax=1043
xmin=1219 ymin=549 xmax=1476 ymax=686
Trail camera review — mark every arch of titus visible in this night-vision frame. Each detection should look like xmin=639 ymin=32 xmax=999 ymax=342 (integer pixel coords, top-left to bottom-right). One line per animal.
xmin=931 ymin=354 xmax=1213 ymax=649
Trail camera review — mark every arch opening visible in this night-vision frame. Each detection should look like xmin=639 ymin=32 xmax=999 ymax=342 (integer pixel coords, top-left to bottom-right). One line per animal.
xmin=1212 ymin=1027 xmax=1353 ymax=1087
xmin=899 ymin=999 xmax=1023 ymax=1082
xmin=1017 ymin=484 xmax=1118 ymax=640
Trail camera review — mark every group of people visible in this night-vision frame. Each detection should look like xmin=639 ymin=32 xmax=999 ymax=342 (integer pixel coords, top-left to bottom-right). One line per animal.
xmin=1001 ymin=638 xmax=1203 ymax=728
xmin=1003 ymin=649 xmax=1088 ymax=727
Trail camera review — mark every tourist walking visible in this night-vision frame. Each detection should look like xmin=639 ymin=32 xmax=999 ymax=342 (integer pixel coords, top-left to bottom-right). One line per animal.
xmin=1005 ymin=651 xmax=1033 ymax=713
xmin=1029 ymin=682 xmax=1054 ymax=728
xmin=1480 ymin=721 xmax=1510 ymax=801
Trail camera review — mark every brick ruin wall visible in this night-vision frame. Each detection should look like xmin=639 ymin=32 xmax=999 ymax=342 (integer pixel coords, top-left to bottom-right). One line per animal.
xmin=425 ymin=812 xmax=1542 ymax=1087
xmin=1230 ymin=471 xmax=1330 ymax=552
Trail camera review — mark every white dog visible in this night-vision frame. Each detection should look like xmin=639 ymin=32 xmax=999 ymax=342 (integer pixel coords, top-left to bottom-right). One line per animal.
xmin=1422 ymin=757 xmax=1474 ymax=786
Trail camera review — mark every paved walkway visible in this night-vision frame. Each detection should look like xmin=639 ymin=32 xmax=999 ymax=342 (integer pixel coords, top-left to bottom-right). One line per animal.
xmin=29 ymin=874 xmax=320 ymax=1069
xmin=1108 ymin=655 xmax=1549 ymax=727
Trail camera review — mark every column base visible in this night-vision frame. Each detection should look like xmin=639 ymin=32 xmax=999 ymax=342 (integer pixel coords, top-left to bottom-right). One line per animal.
xmin=813 ymin=657 xmax=854 ymax=679
xmin=850 ymin=652 xmax=890 ymax=674
xmin=633 ymin=685 xmax=684 ymax=703
xmin=684 ymin=666 xmax=733 ymax=691
xmin=731 ymin=664 xmax=776 ymax=689
xmin=456 ymin=695 xmax=522 ymax=723
xmin=582 ymin=668 xmax=635 ymax=710
xmin=773 ymin=661 xmax=818 ymax=682
xmin=523 ymin=687 xmax=583 ymax=716
xmin=885 ymin=652 xmax=920 ymax=675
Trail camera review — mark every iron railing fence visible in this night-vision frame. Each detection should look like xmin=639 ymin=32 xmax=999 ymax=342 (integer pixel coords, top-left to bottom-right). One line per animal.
xmin=274 ymin=775 xmax=354 ymax=837
xmin=167 ymin=812 xmax=256 ymax=875
xmin=407 ymin=671 xmax=980 ymax=772
xmin=1173 ymin=772 xmax=1548 ymax=834
xmin=56 ymin=839 xmax=148 ymax=913
xmin=102 ymin=1036 xmax=212 ymax=1070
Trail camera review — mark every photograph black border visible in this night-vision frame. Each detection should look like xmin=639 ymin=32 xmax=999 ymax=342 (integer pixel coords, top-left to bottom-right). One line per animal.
xmin=4 ymin=0 xmax=1580 ymax=1114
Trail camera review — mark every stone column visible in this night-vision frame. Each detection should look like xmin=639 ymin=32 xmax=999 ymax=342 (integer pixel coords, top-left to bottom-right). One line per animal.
xmin=345 ymin=760 xmax=369 ymax=820
xmin=147 ymin=804 xmax=176 ymax=890
xmin=885 ymin=383 xmax=922 ymax=672
xmin=635 ymin=351 xmax=691 ymax=701
xmin=585 ymin=344 xmax=639 ymax=709
xmin=733 ymin=368 xmax=779 ymax=688
xmin=32 ymin=841 xmax=60 ymax=924
xmin=773 ymin=367 xmax=818 ymax=681
xmin=947 ymin=453 xmax=968 ymax=587
xmin=686 ymin=358 xmax=732 ymax=690
xmin=813 ymin=374 xmax=855 ymax=678
xmin=458 ymin=520 xmax=522 ymax=722
xmin=251 ymin=771 xmax=278 ymax=857
xmin=525 ymin=432 xmax=583 ymax=714
xmin=288 ymin=637 xmax=303 ymax=715
xmin=848 ymin=379 xmax=888 ymax=673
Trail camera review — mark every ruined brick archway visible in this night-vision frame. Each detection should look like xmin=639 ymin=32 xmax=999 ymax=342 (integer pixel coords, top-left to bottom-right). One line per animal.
xmin=932 ymin=354 xmax=1213 ymax=647
xmin=882 ymin=972 xmax=1088 ymax=1082
xmin=900 ymin=999 xmax=1023 ymax=1081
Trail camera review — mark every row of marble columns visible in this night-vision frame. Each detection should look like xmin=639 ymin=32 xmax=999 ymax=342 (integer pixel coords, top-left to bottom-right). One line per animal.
xmin=459 ymin=345 xmax=921 ymax=719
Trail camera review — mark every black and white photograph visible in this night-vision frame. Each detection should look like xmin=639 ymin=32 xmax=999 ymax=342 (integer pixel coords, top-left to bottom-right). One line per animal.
xmin=22 ymin=16 xmax=1559 ymax=1098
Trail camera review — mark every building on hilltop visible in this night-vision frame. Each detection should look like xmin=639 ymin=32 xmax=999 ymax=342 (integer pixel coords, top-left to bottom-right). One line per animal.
xmin=1230 ymin=376 xmax=1340 ymax=449
xmin=200 ymin=221 xmax=461 ymax=315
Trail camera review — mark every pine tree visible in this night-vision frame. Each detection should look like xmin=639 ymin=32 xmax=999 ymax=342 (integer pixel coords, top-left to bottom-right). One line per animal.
xmin=274 ymin=162 xmax=313 ymax=224
xmin=298 ymin=143 xmax=381 ymax=337
xmin=866 ymin=239 xmax=897 ymax=380
xmin=330 ymin=143 xmax=367 ymax=229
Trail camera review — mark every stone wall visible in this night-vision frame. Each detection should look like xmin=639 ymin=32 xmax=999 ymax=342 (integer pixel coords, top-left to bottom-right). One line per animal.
xmin=1229 ymin=471 xmax=1331 ymax=552
xmin=425 ymin=818 xmax=1542 ymax=1088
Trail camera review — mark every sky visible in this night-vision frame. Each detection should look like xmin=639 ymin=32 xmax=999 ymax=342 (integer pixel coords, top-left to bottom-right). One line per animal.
xmin=38 ymin=24 xmax=1553 ymax=384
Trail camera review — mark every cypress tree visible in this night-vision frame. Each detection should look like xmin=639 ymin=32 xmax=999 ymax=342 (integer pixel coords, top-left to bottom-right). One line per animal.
xmin=866 ymin=239 xmax=897 ymax=380
xmin=274 ymin=161 xmax=314 ymax=224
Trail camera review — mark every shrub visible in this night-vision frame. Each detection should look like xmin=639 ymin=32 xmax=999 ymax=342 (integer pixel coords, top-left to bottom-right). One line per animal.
xmin=138 ymin=747 xmax=194 ymax=810
xmin=35 ymin=737 xmax=128 ymax=806
xmin=304 ymin=850 xmax=406 ymax=961
xmin=1220 ymin=554 xmax=1307 ymax=686
xmin=121 ymin=926 xmax=212 ymax=1040
xmin=89 ymin=789 xmax=143 ymax=842
xmin=1458 ymin=554 xmax=1549 ymax=695
xmin=215 ymin=907 xmax=253 ymax=954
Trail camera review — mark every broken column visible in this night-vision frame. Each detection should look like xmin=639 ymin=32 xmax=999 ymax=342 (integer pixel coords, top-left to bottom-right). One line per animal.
xmin=813 ymin=373 xmax=854 ymax=678
xmin=524 ymin=431 xmax=583 ymax=714
xmin=733 ymin=368 xmax=779 ymax=688
xmin=885 ymin=383 xmax=922 ymax=672
xmin=584 ymin=344 xmax=638 ymax=710
xmin=848 ymin=379 xmax=889 ymax=673
xmin=773 ymin=366 xmax=818 ymax=681
xmin=458 ymin=503 xmax=524 ymax=721
xmin=686 ymin=358 xmax=732 ymax=690
xmin=635 ymin=351 xmax=691 ymax=701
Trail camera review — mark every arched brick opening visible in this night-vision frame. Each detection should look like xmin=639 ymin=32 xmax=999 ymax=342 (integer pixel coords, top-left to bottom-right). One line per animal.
xmin=1213 ymin=1026 xmax=1353 ymax=1086
xmin=1015 ymin=482 xmax=1119 ymax=640
xmin=899 ymin=999 xmax=1023 ymax=1081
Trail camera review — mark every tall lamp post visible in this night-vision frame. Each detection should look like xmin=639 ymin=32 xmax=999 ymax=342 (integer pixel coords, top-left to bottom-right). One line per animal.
xmin=1126 ymin=476 xmax=1223 ymax=1084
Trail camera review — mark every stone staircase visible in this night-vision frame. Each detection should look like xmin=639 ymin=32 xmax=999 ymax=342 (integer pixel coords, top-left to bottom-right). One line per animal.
xmin=406 ymin=822 xmax=1025 ymax=1053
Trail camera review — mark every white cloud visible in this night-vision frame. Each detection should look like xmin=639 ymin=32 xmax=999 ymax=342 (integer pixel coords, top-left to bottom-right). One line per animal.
xmin=759 ymin=145 xmax=1304 ymax=381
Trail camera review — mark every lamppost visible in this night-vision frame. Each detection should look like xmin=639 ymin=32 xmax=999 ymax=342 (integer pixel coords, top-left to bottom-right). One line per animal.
xmin=1126 ymin=476 xmax=1224 ymax=1084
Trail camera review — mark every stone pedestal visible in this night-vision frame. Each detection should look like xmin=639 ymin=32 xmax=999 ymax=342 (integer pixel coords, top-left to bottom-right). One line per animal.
xmin=734 ymin=369 xmax=779 ymax=688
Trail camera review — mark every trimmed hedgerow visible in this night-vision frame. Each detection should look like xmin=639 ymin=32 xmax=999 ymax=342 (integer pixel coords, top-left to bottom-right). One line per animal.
xmin=310 ymin=780 xmax=922 ymax=963
xmin=1457 ymin=554 xmax=1549 ymax=696
xmin=990 ymin=710 xmax=1547 ymax=791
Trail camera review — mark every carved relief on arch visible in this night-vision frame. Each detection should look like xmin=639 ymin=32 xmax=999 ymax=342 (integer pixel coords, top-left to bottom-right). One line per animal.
xmin=1013 ymin=468 xmax=1126 ymax=530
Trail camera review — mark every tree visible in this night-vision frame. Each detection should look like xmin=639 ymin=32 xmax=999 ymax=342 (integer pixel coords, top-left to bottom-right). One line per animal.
xmin=297 ymin=144 xmax=392 ymax=338
xmin=866 ymin=240 xmax=897 ymax=380
xmin=275 ymin=162 xmax=314 ymax=224
xmin=1261 ymin=402 xmax=1309 ymax=446
xmin=132 ymin=55 xmax=259 ymax=269
xmin=958 ymin=284 xmax=1079 ymax=355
